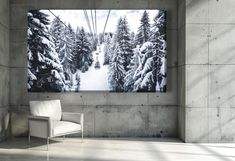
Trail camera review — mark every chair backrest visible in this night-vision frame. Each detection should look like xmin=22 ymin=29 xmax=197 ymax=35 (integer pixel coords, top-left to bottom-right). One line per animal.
xmin=29 ymin=100 xmax=62 ymax=121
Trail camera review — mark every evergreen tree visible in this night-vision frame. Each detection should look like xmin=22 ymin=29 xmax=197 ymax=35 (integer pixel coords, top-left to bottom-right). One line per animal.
xmin=27 ymin=46 xmax=37 ymax=89
xmin=92 ymin=37 xmax=98 ymax=51
xmin=109 ymin=32 xmax=118 ymax=62
xmin=150 ymin=10 xmax=167 ymax=92
xmin=130 ymin=32 xmax=136 ymax=49
xmin=103 ymin=33 xmax=112 ymax=65
xmin=49 ymin=16 xmax=64 ymax=58
xmin=61 ymin=23 xmax=76 ymax=74
xmin=132 ymin=11 xmax=167 ymax=92
xmin=133 ymin=42 xmax=156 ymax=92
xmin=87 ymin=32 xmax=98 ymax=51
xmin=50 ymin=22 xmax=77 ymax=90
xmin=50 ymin=19 xmax=80 ymax=91
xmin=116 ymin=17 xmax=133 ymax=71
xmin=99 ymin=33 xmax=104 ymax=44
xmin=27 ymin=10 xmax=66 ymax=92
xmin=73 ymin=27 xmax=93 ymax=72
xmin=108 ymin=44 xmax=126 ymax=92
xmin=124 ymin=47 xmax=141 ymax=91
xmin=136 ymin=11 xmax=151 ymax=45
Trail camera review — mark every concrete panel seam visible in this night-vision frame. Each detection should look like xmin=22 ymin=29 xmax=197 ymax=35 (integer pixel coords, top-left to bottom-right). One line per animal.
xmin=0 ymin=22 xmax=9 ymax=30
xmin=0 ymin=106 xmax=10 ymax=109
xmin=0 ymin=64 xmax=10 ymax=68
xmin=11 ymin=105 xmax=179 ymax=108
xmin=178 ymin=23 xmax=186 ymax=29
xmin=187 ymin=23 xmax=235 ymax=25
xmin=9 ymin=66 xmax=26 ymax=69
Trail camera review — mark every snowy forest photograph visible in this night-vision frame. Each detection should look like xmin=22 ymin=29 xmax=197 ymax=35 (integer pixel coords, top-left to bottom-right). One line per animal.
xmin=27 ymin=9 xmax=167 ymax=92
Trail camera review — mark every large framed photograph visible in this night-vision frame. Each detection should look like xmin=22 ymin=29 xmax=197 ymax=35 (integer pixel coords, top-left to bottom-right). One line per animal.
xmin=27 ymin=9 xmax=167 ymax=92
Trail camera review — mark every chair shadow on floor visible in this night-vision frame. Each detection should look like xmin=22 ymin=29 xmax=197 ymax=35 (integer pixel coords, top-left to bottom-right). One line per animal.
xmin=0 ymin=136 xmax=62 ymax=150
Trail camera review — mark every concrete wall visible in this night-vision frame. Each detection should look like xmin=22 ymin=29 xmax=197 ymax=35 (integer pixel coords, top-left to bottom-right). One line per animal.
xmin=177 ymin=0 xmax=186 ymax=141
xmin=0 ymin=0 xmax=10 ymax=141
xmin=180 ymin=0 xmax=235 ymax=142
xmin=9 ymin=0 xmax=179 ymax=137
xmin=7 ymin=0 xmax=235 ymax=142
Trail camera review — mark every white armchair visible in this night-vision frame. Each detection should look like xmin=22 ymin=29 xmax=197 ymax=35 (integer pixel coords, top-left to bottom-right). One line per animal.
xmin=28 ymin=100 xmax=83 ymax=150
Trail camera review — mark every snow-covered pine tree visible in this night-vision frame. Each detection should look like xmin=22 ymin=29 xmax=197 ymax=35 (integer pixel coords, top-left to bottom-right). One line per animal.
xmin=52 ymin=22 xmax=77 ymax=91
xmin=88 ymin=32 xmax=98 ymax=51
xmin=73 ymin=29 xmax=81 ymax=70
xmin=150 ymin=10 xmax=167 ymax=92
xmin=27 ymin=45 xmax=37 ymax=89
xmin=115 ymin=17 xmax=133 ymax=71
xmin=73 ymin=27 xmax=93 ymax=72
xmin=103 ymin=33 xmax=112 ymax=65
xmin=108 ymin=44 xmax=126 ymax=92
xmin=124 ymin=47 xmax=141 ymax=91
xmin=62 ymin=23 xmax=76 ymax=73
xmin=133 ymin=42 xmax=157 ymax=92
xmin=50 ymin=19 xmax=79 ymax=91
xmin=27 ymin=10 xmax=66 ymax=92
xmin=133 ymin=11 xmax=167 ymax=92
xmin=50 ymin=16 xmax=64 ymax=59
xmin=136 ymin=10 xmax=151 ymax=45
xmin=109 ymin=32 xmax=118 ymax=62
xmin=130 ymin=32 xmax=136 ymax=49
xmin=92 ymin=37 xmax=98 ymax=51
xmin=99 ymin=33 xmax=104 ymax=44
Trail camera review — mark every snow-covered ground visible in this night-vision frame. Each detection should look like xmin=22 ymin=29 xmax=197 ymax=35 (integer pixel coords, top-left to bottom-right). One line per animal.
xmin=79 ymin=44 xmax=110 ymax=91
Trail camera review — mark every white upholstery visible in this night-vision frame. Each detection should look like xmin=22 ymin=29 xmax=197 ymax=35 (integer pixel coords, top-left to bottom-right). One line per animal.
xmin=28 ymin=99 xmax=84 ymax=148
xmin=29 ymin=119 xmax=49 ymax=138
xmin=29 ymin=100 xmax=62 ymax=121
xmin=62 ymin=112 xmax=83 ymax=124
xmin=53 ymin=121 xmax=81 ymax=136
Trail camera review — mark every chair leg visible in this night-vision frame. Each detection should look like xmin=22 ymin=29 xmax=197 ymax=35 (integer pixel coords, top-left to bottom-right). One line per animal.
xmin=47 ymin=137 xmax=49 ymax=151
xmin=28 ymin=134 xmax=31 ymax=147
xmin=82 ymin=130 xmax=83 ymax=143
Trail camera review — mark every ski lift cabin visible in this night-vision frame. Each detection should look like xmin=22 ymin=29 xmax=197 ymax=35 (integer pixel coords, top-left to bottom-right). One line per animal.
xmin=94 ymin=61 xmax=100 ymax=69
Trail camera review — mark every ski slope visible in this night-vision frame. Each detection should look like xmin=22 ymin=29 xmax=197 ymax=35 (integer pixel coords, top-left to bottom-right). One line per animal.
xmin=79 ymin=44 xmax=110 ymax=91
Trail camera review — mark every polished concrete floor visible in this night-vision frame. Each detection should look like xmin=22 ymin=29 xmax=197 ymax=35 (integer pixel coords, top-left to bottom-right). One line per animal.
xmin=0 ymin=137 xmax=235 ymax=161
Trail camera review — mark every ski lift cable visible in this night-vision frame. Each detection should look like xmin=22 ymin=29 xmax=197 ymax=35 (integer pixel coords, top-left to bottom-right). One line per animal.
xmin=90 ymin=10 xmax=96 ymax=36
xmin=83 ymin=11 xmax=89 ymax=31
xmin=102 ymin=10 xmax=111 ymax=36
xmin=85 ymin=11 xmax=92 ymax=34
xmin=95 ymin=10 xmax=97 ymax=36
xmin=83 ymin=10 xmax=93 ymax=37
xmin=48 ymin=10 xmax=72 ymax=32
xmin=85 ymin=10 xmax=95 ymax=40
xmin=84 ymin=10 xmax=95 ymax=41
xmin=48 ymin=10 xmax=77 ymax=44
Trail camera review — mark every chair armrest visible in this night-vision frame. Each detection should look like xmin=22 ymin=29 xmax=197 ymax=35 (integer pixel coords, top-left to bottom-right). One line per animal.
xmin=28 ymin=115 xmax=50 ymax=121
xmin=62 ymin=112 xmax=84 ymax=130
xmin=28 ymin=116 xmax=52 ymax=138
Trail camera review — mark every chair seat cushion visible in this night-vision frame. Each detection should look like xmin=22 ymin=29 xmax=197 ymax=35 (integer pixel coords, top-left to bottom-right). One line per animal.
xmin=53 ymin=121 xmax=81 ymax=136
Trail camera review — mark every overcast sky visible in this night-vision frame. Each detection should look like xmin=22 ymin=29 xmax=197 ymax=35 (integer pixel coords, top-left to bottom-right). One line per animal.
xmin=41 ymin=10 xmax=159 ymax=34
